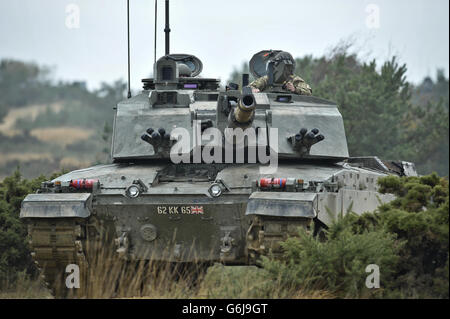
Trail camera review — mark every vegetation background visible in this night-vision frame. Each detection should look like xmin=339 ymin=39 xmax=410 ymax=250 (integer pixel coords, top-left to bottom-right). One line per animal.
xmin=0 ymin=45 xmax=448 ymax=298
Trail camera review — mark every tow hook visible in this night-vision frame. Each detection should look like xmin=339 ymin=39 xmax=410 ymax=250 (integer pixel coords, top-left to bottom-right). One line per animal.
xmin=220 ymin=231 xmax=236 ymax=262
xmin=115 ymin=232 xmax=129 ymax=259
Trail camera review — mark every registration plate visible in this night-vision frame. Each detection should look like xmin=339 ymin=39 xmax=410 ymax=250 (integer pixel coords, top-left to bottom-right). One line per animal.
xmin=157 ymin=205 xmax=204 ymax=215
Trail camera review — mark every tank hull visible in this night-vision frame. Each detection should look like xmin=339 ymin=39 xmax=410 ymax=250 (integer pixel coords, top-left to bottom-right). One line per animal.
xmin=20 ymin=161 xmax=399 ymax=295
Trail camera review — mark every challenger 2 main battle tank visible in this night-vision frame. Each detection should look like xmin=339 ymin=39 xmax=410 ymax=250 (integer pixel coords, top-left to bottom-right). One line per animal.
xmin=19 ymin=49 xmax=417 ymax=296
xmin=19 ymin=5 xmax=417 ymax=297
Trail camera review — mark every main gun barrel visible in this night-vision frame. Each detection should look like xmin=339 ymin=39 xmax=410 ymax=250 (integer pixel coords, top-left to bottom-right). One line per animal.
xmin=227 ymin=90 xmax=256 ymax=129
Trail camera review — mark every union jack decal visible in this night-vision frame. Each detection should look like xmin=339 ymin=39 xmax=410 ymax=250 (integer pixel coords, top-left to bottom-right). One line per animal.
xmin=191 ymin=206 xmax=204 ymax=214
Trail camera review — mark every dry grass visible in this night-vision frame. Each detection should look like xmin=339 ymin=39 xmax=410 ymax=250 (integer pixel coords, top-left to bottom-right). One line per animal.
xmin=2 ymin=236 xmax=332 ymax=299
xmin=14 ymin=243 xmax=332 ymax=299
xmin=0 ymin=152 xmax=53 ymax=162
xmin=0 ymin=272 xmax=53 ymax=299
xmin=3 ymin=261 xmax=331 ymax=300
xmin=29 ymin=127 xmax=94 ymax=146
xmin=0 ymin=103 xmax=94 ymax=146
xmin=64 ymin=240 xmax=210 ymax=299
xmin=59 ymin=157 xmax=92 ymax=170
xmin=0 ymin=103 xmax=63 ymax=136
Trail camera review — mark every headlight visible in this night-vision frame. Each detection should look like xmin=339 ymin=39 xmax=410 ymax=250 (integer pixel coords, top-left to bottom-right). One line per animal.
xmin=126 ymin=185 xmax=141 ymax=198
xmin=208 ymin=183 xmax=223 ymax=197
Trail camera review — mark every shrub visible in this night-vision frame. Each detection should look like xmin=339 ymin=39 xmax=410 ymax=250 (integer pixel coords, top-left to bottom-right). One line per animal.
xmin=261 ymin=173 xmax=449 ymax=299
xmin=376 ymin=173 xmax=449 ymax=298
xmin=0 ymin=169 xmax=46 ymax=288
xmin=261 ymin=217 xmax=400 ymax=298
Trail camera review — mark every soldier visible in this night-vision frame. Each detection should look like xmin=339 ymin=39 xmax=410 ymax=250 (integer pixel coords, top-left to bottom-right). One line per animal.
xmin=249 ymin=52 xmax=312 ymax=95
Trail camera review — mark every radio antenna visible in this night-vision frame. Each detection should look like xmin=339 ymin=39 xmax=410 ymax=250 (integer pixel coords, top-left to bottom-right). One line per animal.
xmin=154 ymin=0 xmax=157 ymax=63
xmin=164 ymin=0 xmax=170 ymax=55
xmin=127 ymin=0 xmax=131 ymax=98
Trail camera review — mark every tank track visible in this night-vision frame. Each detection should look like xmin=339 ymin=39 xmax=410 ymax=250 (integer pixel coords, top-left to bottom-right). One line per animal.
xmin=27 ymin=218 xmax=88 ymax=297
xmin=246 ymin=215 xmax=312 ymax=264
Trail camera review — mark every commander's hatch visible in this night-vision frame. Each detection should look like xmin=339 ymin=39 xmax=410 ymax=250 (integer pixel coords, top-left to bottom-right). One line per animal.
xmin=169 ymin=54 xmax=203 ymax=77
xmin=145 ymin=54 xmax=218 ymax=92
xmin=154 ymin=54 xmax=203 ymax=84
xmin=249 ymin=50 xmax=282 ymax=79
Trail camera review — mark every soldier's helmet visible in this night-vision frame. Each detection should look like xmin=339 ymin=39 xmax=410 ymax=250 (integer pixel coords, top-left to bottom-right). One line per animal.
xmin=272 ymin=51 xmax=295 ymax=83
xmin=249 ymin=50 xmax=296 ymax=83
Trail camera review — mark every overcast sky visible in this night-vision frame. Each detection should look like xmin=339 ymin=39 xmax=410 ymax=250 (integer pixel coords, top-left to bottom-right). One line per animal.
xmin=0 ymin=0 xmax=448 ymax=91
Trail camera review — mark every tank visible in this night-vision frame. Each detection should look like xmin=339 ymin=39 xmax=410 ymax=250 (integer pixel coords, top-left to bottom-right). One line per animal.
xmin=19 ymin=7 xmax=417 ymax=297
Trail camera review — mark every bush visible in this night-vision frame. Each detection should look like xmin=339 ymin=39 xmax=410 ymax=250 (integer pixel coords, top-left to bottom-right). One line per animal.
xmin=261 ymin=217 xmax=400 ymax=298
xmin=376 ymin=173 xmax=449 ymax=298
xmin=261 ymin=173 xmax=449 ymax=298
xmin=0 ymin=169 xmax=46 ymax=288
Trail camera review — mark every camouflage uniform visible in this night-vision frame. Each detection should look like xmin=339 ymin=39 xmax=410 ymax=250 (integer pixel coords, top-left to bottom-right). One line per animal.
xmin=249 ymin=75 xmax=312 ymax=96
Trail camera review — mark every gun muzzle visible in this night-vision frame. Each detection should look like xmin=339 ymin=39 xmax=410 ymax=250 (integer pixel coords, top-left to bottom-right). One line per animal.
xmin=233 ymin=94 xmax=255 ymax=124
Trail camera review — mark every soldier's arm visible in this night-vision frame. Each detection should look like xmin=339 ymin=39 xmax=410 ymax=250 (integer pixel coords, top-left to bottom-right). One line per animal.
xmin=292 ymin=76 xmax=312 ymax=96
xmin=249 ymin=76 xmax=268 ymax=92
